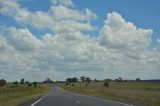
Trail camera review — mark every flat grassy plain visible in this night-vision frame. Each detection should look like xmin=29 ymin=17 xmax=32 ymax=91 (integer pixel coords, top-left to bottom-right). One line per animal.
xmin=0 ymin=84 xmax=49 ymax=106
xmin=59 ymin=82 xmax=160 ymax=106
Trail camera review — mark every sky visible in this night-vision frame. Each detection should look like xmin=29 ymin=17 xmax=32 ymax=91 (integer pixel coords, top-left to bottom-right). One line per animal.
xmin=0 ymin=0 xmax=160 ymax=81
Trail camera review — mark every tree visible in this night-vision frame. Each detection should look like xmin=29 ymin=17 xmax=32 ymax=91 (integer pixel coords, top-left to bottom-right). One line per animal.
xmin=93 ymin=79 xmax=99 ymax=82
xmin=12 ymin=81 xmax=19 ymax=87
xmin=33 ymin=82 xmax=37 ymax=88
xmin=0 ymin=79 xmax=6 ymax=87
xmin=27 ymin=83 xmax=32 ymax=86
xmin=136 ymin=78 xmax=141 ymax=82
xmin=118 ymin=77 xmax=123 ymax=82
xmin=103 ymin=82 xmax=109 ymax=87
xmin=13 ymin=81 xmax=18 ymax=85
xmin=115 ymin=79 xmax=119 ymax=82
xmin=0 ymin=79 xmax=6 ymax=95
xmin=43 ymin=78 xmax=53 ymax=83
xmin=86 ymin=77 xmax=91 ymax=83
xmin=65 ymin=80 xmax=69 ymax=86
xmin=67 ymin=78 xmax=72 ymax=83
xmin=66 ymin=78 xmax=72 ymax=86
xmin=46 ymin=78 xmax=50 ymax=83
xmin=20 ymin=78 xmax=25 ymax=84
xmin=80 ymin=76 xmax=85 ymax=83
xmin=72 ymin=77 xmax=78 ymax=83
xmin=25 ymin=81 xmax=29 ymax=84
xmin=105 ymin=78 xmax=112 ymax=82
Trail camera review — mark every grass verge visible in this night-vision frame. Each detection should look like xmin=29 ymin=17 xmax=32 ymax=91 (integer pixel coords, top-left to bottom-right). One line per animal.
xmin=0 ymin=84 xmax=49 ymax=106
xmin=58 ymin=82 xmax=160 ymax=106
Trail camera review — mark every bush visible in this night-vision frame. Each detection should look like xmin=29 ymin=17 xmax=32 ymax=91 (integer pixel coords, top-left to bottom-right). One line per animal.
xmin=0 ymin=79 xmax=6 ymax=87
xmin=20 ymin=78 xmax=25 ymax=84
xmin=103 ymin=82 xmax=109 ymax=87
xmin=85 ymin=83 xmax=88 ymax=87
xmin=12 ymin=81 xmax=19 ymax=87
xmin=33 ymin=82 xmax=37 ymax=88
xmin=13 ymin=81 xmax=19 ymax=85
xmin=27 ymin=83 xmax=32 ymax=86
xmin=65 ymin=82 xmax=69 ymax=86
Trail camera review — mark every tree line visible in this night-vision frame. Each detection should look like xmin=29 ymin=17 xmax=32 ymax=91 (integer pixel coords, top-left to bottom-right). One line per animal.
xmin=0 ymin=77 xmax=55 ymax=88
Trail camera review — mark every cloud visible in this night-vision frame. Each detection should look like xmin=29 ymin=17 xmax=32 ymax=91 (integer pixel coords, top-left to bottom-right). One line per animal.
xmin=51 ymin=0 xmax=75 ymax=7
xmin=99 ymin=12 xmax=153 ymax=51
xmin=0 ymin=0 xmax=97 ymax=33
xmin=50 ymin=6 xmax=97 ymax=21
xmin=157 ymin=39 xmax=160 ymax=43
xmin=0 ymin=0 xmax=160 ymax=81
xmin=157 ymin=39 xmax=160 ymax=51
xmin=5 ymin=27 xmax=43 ymax=51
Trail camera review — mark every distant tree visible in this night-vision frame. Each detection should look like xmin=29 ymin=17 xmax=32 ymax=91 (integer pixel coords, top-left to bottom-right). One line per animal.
xmin=80 ymin=76 xmax=85 ymax=83
xmin=0 ymin=79 xmax=6 ymax=95
xmin=72 ymin=77 xmax=78 ymax=83
xmin=43 ymin=78 xmax=53 ymax=83
xmin=86 ymin=77 xmax=91 ymax=83
xmin=33 ymin=82 xmax=37 ymax=88
xmin=12 ymin=81 xmax=19 ymax=87
xmin=27 ymin=83 xmax=32 ymax=86
xmin=43 ymin=80 xmax=47 ymax=83
xmin=65 ymin=80 xmax=69 ymax=86
xmin=115 ymin=79 xmax=119 ymax=82
xmin=124 ymin=79 xmax=128 ymax=82
xmin=66 ymin=78 xmax=72 ymax=86
xmin=46 ymin=78 xmax=50 ymax=83
xmin=25 ymin=81 xmax=29 ymax=84
xmin=136 ymin=78 xmax=141 ymax=82
xmin=93 ymin=79 xmax=99 ymax=82
xmin=118 ymin=77 xmax=123 ymax=82
xmin=105 ymin=79 xmax=112 ymax=82
xmin=103 ymin=82 xmax=109 ymax=87
xmin=67 ymin=78 xmax=72 ymax=83
xmin=0 ymin=79 xmax=6 ymax=87
xmin=20 ymin=78 xmax=25 ymax=84
xmin=49 ymin=80 xmax=54 ymax=83
xmin=13 ymin=81 xmax=18 ymax=85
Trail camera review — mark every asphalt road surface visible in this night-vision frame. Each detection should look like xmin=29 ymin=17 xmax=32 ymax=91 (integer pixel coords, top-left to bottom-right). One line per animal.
xmin=21 ymin=85 xmax=134 ymax=106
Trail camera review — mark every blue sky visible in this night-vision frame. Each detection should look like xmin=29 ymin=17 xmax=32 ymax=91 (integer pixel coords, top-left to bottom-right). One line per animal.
xmin=75 ymin=0 xmax=160 ymax=48
xmin=0 ymin=0 xmax=160 ymax=81
xmin=1 ymin=0 xmax=160 ymax=48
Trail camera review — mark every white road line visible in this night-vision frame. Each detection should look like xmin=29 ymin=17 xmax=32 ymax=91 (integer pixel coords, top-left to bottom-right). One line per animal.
xmin=73 ymin=93 xmax=133 ymax=106
xmin=75 ymin=100 xmax=80 ymax=104
xmin=30 ymin=94 xmax=47 ymax=106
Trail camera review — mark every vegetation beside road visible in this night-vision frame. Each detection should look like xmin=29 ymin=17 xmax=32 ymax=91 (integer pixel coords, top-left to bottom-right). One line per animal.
xmin=0 ymin=84 xmax=49 ymax=106
xmin=0 ymin=78 xmax=51 ymax=106
xmin=59 ymin=82 xmax=160 ymax=106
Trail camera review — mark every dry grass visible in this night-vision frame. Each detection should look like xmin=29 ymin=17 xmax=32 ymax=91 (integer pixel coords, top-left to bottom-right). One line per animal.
xmin=0 ymin=84 xmax=49 ymax=106
xmin=59 ymin=82 xmax=160 ymax=106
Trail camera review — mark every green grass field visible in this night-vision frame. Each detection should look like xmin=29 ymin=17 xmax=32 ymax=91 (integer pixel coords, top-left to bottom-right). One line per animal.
xmin=0 ymin=84 xmax=49 ymax=106
xmin=59 ymin=82 xmax=160 ymax=106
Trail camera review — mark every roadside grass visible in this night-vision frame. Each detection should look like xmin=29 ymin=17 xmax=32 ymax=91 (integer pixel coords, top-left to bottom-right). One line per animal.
xmin=0 ymin=84 xmax=49 ymax=106
xmin=58 ymin=82 xmax=160 ymax=106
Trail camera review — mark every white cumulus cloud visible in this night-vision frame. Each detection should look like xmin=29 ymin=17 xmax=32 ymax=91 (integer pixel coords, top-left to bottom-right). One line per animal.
xmin=0 ymin=0 xmax=160 ymax=81
xmin=100 ymin=12 xmax=152 ymax=51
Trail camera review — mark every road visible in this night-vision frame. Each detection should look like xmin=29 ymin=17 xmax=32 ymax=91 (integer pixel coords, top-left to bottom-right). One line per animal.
xmin=20 ymin=85 xmax=134 ymax=106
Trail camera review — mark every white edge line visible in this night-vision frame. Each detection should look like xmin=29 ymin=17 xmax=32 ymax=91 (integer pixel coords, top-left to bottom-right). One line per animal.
xmin=72 ymin=93 xmax=133 ymax=106
xmin=30 ymin=94 xmax=48 ymax=106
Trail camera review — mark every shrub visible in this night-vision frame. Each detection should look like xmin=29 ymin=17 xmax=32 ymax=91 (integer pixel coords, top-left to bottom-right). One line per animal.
xmin=103 ymin=82 xmax=109 ymax=87
xmin=27 ymin=83 xmax=32 ymax=86
xmin=33 ymin=82 xmax=37 ymax=88
xmin=0 ymin=79 xmax=6 ymax=87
